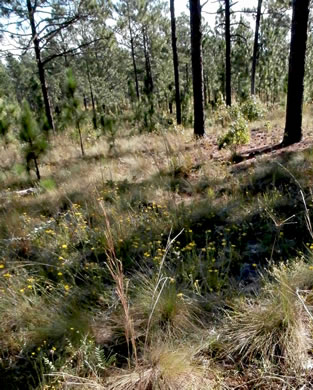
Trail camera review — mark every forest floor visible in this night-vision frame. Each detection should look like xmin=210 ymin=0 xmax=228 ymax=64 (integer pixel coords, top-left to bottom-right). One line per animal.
xmin=2 ymin=105 xmax=313 ymax=389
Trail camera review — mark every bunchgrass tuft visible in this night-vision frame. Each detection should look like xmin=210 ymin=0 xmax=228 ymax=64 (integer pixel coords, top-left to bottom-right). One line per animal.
xmin=105 ymin=343 xmax=212 ymax=390
xmin=220 ymin=258 xmax=313 ymax=371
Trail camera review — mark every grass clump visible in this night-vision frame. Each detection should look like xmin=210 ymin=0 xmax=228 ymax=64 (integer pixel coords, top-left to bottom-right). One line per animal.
xmin=130 ymin=273 xmax=201 ymax=338
xmin=105 ymin=343 xmax=212 ymax=390
xmin=220 ymin=258 xmax=313 ymax=372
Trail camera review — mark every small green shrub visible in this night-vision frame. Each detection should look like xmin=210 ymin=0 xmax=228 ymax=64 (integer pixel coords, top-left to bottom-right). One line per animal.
xmin=39 ymin=178 xmax=56 ymax=191
xmin=218 ymin=112 xmax=249 ymax=150
xmin=241 ymin=97 xmax=264 ymax=121
xmin=100 ymin=114 xmax=118 ymax=153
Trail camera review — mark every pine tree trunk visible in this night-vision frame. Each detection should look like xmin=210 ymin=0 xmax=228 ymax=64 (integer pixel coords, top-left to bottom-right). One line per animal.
xmin=170 ymin=0 xmax=182 ymax=125
xmin=143 ymin=28 xmax=153 ymax=95
xmin=28 ymin=137 xmax=41 ymax=180
xmin=251 ymin=0 xmax=262 ymax=96
xmin=127 ymin=3 xmax=140 ymax=100
xmin=283 ymin=0 xmax=310 ymax=146
xmin=225 ymin=0 xmax=231 ymax=106
xmin=78 ymin=122 xmax=85 ymax=157
xmin=190 ymin=0 xmax=205 ymax=137
xmin=204 ymin=72 xmax=209 ymax=108
xmin=33 ymin=155 xmax=41 ymax=181
xmin=27 ymin=0 xmax=55 ymax=132
xmin=86 ymin=62 xmax=97 ymax=130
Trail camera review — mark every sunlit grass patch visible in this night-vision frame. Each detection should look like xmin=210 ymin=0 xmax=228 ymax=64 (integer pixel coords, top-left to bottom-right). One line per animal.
xmin=105 ymin=342 xmax=213 ymax=390
xmin=219 ymin=258 xmax=313 ymax=372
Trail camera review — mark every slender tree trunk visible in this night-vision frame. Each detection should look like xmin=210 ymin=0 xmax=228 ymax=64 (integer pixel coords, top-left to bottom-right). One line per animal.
xmin=77 ymin=122 xmax=85 ymax=157
xmin=204 ymin=72 xmax=209 ymax=108
xmin=283 ymin=0 xmax=310 ymax=146
xmin=86 ymin=61 xmax=97 ymax=129
xmin=170 ymin=0 xmax=182 ymax=125
xmin=28 ymin=137 xmax=41 ymax=180
xmin=190 ymin=0 xmax=205 ymax=137
xmin=33 ymin=155 xmax=41 ymax=181
xmin=225 ymin=0 xmax=231 ymax=106
xmin=127 ymin=3 xmax=140 ymax=100
xmin=143 ymin=28 xmax=153 ymax=95
xmin=27 ymin=0 xmax=55 ymax=132
xmin=251 ymin=0 xmax=262 ymax=95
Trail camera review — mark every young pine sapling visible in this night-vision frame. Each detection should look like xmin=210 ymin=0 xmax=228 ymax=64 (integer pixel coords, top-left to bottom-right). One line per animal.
xmin=19 ymin=101 xmax=48 ymax=180
xmin=64 ymin=69 xmax=85 ymax=157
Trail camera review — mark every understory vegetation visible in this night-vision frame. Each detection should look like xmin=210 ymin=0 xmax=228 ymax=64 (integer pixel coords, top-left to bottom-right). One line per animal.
xmin=1 ymin=104 xmax=313 ymax=389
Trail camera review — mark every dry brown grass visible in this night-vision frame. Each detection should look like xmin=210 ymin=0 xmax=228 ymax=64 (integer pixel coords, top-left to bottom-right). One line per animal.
xmin=219 ymin=259 xmax=313 ymax=372
xmin=105 ymin=343 xmax=214 ymax=390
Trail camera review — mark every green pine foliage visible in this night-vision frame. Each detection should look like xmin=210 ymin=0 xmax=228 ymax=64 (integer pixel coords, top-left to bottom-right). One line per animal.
xmin=0 ymin=99 xmax=14 ymax=142
xmin=63 ymin=69 xmax=86 ymax=157
xmin=19 ymin=100 xmax=48 ymax=180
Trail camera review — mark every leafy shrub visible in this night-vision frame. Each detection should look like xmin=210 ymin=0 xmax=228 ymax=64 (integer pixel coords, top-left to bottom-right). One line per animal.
xmin=213 ymin=95 xmax=232 ymax=127
xmin=100 ymin=114 xmax=118 ymax=153
xmin=241 ymin=96 xmax=264 ymax=121
xmin=218 ymin=111 xmax=249 ymax=150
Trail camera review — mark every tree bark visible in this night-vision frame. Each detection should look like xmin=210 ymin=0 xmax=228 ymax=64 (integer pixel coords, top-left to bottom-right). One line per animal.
xmin=225 ymin=0 xmax=231 ymax=106
xmin=27 ymin=0 xmax=55 ymax=132
xmin=251 ymin=0 xmax=262 ymax=96
xmin=78 ymin=122 xmax=85 ymax=157
xmin=33 ymin=155 xmax=41 ymax=181
xmin=86 ymin=61 xmax=97 ymax=129
xmin=127 ymin=2 xmax=140 ymax=100
xmin=143 ymin=28 xmax=153 ymax=95
xmin=283 ymin=0 xmax=310 ymax=146
xmin=170 ymin=0 xmax=182 ymax=125
xmin=190 ymin=0 xmax=205 ymax=137
xmin=204 ymin=71 xmax=209 ymax=108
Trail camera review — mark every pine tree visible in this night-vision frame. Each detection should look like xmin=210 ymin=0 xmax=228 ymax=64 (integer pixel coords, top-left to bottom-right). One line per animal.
xmin=0 ymin=100 xmax=14 ymax=143
xmin=64 ymin=69 xmax=85 ymax=157
xmin=19 ymin=101 xmax=48 ymax=180
xmin=283 ymin=0 xmax=310 ymax=146
xmin=190 ymin=0 xmax=205 ymax=137
xmin=251 ymin=0 xmax=263 ymax=95
xmin=1 ymin=0 xmax=103 ymax=133
xmin=170 ymin=0 xmax=182 ymax=125
xmin=257 ymin=1 xmax=290 ymax=104
xmin=225 ymin=0 xmax=232 ymax=106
